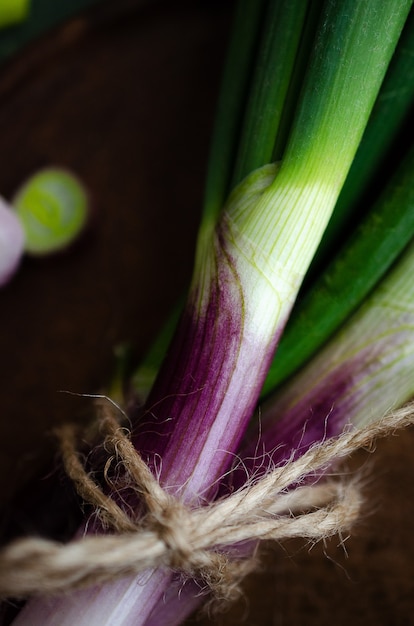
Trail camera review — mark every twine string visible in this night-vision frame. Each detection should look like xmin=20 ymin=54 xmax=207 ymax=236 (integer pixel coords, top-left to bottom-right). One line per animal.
xmin=0 ymin=402 xmax=413 ymax=600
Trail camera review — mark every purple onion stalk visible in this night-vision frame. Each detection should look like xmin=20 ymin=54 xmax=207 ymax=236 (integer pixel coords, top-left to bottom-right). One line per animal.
xmin=13 ymin=1 xmax=413 ymax=624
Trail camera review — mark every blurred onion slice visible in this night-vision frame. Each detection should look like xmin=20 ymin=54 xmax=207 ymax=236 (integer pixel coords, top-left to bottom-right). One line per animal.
xmin=0 ymin=196 xmax=25 ymax=286
xmin=13 ymin=168 xmax=89 ymax=255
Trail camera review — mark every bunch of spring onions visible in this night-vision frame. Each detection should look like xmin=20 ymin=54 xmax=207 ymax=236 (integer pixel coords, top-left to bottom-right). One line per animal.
xmin=7 ymin=0 xmax=414 ymax=624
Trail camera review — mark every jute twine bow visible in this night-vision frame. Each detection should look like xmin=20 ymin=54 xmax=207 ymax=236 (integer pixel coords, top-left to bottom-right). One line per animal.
xmin=0 ymin=401 xmax=413 ymax=601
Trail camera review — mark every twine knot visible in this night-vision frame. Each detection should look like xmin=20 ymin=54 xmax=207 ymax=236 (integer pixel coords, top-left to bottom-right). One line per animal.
xmin=150 ymin=502 xmax=194 ymax=569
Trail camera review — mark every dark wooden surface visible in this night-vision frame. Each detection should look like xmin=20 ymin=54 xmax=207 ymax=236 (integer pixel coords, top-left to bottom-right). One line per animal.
xmin=1 ymin=1 xmax=414 ymax=624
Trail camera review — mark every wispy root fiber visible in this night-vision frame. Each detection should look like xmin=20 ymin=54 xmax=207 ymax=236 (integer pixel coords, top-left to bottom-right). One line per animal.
xmin=0 ymin=401 xmax=414 ymax=601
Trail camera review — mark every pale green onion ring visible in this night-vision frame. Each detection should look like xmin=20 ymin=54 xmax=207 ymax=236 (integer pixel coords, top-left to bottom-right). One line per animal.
xmin=13 ymin=168 xmax=89 ymax=255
